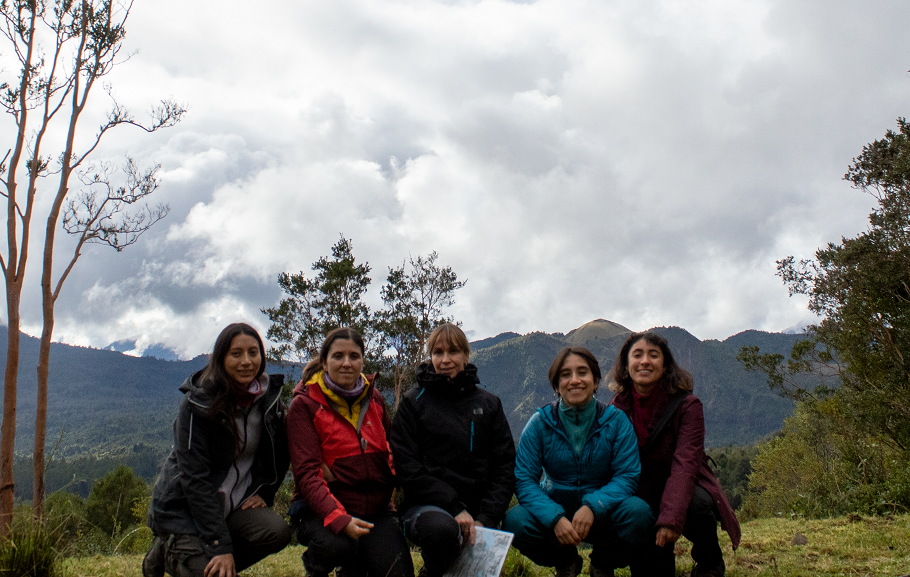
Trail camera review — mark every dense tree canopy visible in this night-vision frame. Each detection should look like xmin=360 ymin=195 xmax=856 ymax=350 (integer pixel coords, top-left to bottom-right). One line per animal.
xmin=262 ymin=238 xmax=464 ymax=402
xmin=739 ymin=118 xmax=910 ymax=451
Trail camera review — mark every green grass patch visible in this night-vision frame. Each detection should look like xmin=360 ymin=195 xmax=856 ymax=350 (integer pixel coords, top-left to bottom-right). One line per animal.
xmin=63 ymin=513 xmax=910 ymax=576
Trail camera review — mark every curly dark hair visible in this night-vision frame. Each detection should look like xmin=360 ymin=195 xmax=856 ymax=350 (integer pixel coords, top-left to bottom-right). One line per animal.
xmin=608 ymin=331 xmax=693 ymax=394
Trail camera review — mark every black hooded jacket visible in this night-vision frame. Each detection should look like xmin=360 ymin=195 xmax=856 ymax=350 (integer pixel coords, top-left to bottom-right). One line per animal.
xmin=390 ymin=363 xmax=515 ymax=527
xmin=147 ymin=371 xmax=289 ymax=558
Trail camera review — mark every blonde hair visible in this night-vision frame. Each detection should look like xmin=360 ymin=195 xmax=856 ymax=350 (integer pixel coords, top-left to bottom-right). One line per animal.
xmin=426 ymin=323 xmax=470 ymax=361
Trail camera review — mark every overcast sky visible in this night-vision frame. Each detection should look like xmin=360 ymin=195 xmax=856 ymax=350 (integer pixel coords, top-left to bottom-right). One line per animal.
xmin=3 ymin=0 xmax=909 ymax=359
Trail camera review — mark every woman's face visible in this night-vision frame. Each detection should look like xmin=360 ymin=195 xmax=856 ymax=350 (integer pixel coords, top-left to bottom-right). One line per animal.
xmin=323 ymin=338 xmax=364 ymax=389
xmin=224 ymin=334 xmax=262 ymax=386
xmin=431 ymin=338 xmax=468 ymax=379
xmin=628 ymin=338 xmax=665 ymax=391
xmin=557 ymin=354 xmax=598 ymax=407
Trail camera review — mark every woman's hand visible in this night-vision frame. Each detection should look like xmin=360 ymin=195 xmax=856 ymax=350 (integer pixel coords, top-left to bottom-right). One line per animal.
xmin=203 ymin=553 xmax=236 ymax=577
xmin=240 ymin=495 xmax=266 ymax=510
xmin=343 ymin=517 xmax=374 ymax=539
xmin=553 ymin=516 xmax=581 ymax=546
xmin=655 ymin=526 xmax=681 ymax=547
xmin=571 ymin=506 xmax=594 ymax=541
xmin=454 ymin=510 xmax=477 ymax=545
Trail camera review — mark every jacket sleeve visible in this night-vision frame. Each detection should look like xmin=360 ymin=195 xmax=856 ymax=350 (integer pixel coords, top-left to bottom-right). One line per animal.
xmin=476 ymin=397 xmax=516 ymax=527
xmin=513 ymin=413 xmax=567 ymax=529
xmin=656 ymin=396 xmax=704 ymax=532
xmin=287 ymin=393 xmax=351 ymax=534
xmin=390 ymin=394 xmax=464 ymax=516
xmin=174 ymin=398 xmax=233 ymax=557
xmin=581 ymin=408 xmax=641 ymax=518
xmin=252 ymin=394 xmax=289 ymax=506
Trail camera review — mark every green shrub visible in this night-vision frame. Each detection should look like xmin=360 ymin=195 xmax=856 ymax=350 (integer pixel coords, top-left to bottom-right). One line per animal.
xmin=744 ymin=399 xmax=910 ymax=518
xmin=85 ymin=465 xmax=148 ymax=536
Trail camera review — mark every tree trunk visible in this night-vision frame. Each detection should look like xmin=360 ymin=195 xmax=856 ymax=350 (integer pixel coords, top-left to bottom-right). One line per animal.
xmin=0 ymin=290 xmax=22 ymax=538
xmin=32 ymin=310 xmax=53 ymax=518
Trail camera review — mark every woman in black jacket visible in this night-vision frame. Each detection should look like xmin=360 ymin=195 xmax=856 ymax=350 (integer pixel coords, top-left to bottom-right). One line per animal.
xmin=390 ymin=323 xmax=516 ymax=577
xmin=143 ymin=323 xmax=292 ymax=577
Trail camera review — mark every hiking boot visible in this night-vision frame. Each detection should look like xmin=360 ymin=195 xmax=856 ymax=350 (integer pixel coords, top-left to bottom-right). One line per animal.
xmin=690 ymin=560 xmax=726 ymax=577
xmin=141 ymin=537 xmax=165 ymax=577
xmin=555 ymin=554 xmax=582 ymax=577
xmin=589 ymin=563 xmax=615 ymax=577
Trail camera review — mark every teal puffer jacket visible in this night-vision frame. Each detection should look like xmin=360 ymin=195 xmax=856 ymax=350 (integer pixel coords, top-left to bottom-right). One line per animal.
xmin=514 ymin=400 xmax=640 ymax=529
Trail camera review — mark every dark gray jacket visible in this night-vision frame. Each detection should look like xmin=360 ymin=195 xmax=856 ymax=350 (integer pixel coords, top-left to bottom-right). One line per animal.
xmin=147 ymin=372 xmax=289 ymax=557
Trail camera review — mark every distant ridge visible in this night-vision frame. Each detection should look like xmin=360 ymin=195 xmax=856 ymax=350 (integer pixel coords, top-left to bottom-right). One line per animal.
xmin=1 ymin=320 xmax=806 ymax=458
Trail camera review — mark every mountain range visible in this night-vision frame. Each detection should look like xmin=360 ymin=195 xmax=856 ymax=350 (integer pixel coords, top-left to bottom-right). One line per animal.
xmin=0 ymin=320 xmax=805 ymax=457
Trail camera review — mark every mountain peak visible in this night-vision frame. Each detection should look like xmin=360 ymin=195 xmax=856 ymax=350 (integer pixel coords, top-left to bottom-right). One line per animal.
xmin=564 ymin=319 xmax=632 ymax=345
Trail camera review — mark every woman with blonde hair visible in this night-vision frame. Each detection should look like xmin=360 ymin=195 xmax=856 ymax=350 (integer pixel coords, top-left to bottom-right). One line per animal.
xmin=391 ymin=323 xmax=516 ymax=577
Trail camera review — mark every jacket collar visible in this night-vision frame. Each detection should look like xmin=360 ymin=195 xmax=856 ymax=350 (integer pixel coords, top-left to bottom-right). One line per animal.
xmin=540 ymin=399 xmax=609 ymax=431
xmin=182 ymin=370 xmax=281 ymax=416
xmin=416 ymin=362 xmax=480 ymax=397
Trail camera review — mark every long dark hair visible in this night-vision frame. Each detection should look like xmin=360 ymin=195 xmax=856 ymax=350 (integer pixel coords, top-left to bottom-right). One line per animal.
xmin=608 ymin=331 xmax=693 ymax=394
xmin=300 ymin=327 xmax=366 ymax=384
xmin=201 ymin=323 xmax=266 ymax=441
xmin=548 ymin=347 xmax=602 ymax=393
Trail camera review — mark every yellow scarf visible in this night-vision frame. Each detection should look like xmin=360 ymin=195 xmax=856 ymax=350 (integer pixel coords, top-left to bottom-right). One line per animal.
xmin=312 ymin=371 xmax=372 ymax=429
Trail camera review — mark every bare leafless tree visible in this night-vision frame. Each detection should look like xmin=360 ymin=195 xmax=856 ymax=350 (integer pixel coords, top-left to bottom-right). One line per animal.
xmin=0 ymin=0 xmax=184 ymax=534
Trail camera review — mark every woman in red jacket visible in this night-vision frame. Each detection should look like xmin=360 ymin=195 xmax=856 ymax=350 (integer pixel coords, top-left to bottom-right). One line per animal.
xmin=609 ymin=332 xmax=740 ymax=577
xmin=287 ymin=327 xmax=413 ymax=577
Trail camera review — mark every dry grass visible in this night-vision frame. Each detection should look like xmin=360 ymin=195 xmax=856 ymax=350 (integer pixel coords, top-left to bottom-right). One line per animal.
xmin=65 ymin=513 xmax=910 ymax=577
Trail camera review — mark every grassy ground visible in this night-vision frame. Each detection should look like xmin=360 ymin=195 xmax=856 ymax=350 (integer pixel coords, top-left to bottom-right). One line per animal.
xmin=63 ymin=513 xmax=910 ymax=577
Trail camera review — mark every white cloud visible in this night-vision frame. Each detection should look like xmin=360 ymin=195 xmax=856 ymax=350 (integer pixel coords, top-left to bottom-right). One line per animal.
xmin=4 ymin=0 xmax=908 ymax=357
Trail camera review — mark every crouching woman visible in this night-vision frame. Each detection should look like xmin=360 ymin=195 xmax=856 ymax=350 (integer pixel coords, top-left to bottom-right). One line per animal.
xmin=144 ymin=323 xmax=292 ymax=577
xmin=504 ymin=347 xmax=653 ymax=577
xmin=286 ymin=327 xmax=413 ymax=577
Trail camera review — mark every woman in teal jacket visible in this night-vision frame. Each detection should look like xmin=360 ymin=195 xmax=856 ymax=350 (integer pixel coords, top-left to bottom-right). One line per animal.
xmin=504 ymin=348 xmax=652 ymax=577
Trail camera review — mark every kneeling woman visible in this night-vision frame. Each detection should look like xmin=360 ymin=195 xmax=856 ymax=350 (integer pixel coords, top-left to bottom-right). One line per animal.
xmin=391 ymin=323 xmax=516 ymax=577
xmin=144 ymin=323 xmax=292 ymax=577
xmin=504 ymin=347 xmax=653 ymax=577
xmin=287 ymin=328 xmax=413 ymax=577
xmin=609 ymin=332 xmax=740 ymax=577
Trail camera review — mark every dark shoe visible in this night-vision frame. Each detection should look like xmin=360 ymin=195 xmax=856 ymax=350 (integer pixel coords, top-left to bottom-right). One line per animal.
xmin=555 ymin=554 xmax=583 ymax=577
xmin=589 ymin=564 xmax=615 ymax=577
xmin=691 ymin=560 xmax=726 ymax=577
xmin=336 ymin=566 xmax=368 ymax=577
xmin=142 ymin=537 xmax=165 ymax=577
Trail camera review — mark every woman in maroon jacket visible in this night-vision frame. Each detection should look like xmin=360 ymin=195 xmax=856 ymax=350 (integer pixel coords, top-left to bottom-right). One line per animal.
xmin=609 ymin=332 xmax=740 ymax=577
xmin=287 ymin=327 xmax=413 ymax=577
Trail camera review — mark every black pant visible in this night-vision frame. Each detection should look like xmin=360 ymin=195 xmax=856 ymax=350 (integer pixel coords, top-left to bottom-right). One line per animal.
xmin=629 ymin=486 xmax=723 ymax=577
xmin=147 ymin=507 xmax=292 ymax=577
xmin=400 ymin=506 xmax=464 ymax=577
xmin=297 ymin=511 xmax=414 ymax=577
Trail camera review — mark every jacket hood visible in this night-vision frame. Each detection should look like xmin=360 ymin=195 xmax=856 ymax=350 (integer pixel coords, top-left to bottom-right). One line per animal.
xmin=416 ymin=362 xmax=479 ymax=397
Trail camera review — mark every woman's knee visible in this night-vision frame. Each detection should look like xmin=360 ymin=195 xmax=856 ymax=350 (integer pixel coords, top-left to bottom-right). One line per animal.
xmin=413 ymin=510 xmax=460 ymax=549
xmin=610 ymin=496 xmax=655 ymax=544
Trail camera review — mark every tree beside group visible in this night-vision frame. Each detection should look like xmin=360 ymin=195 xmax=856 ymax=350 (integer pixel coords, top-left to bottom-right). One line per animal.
xmin=262 ymin=235 xmax=465 ymax=409
xmin=0 ymin=0 xmax=184 ymax=535
xmin=739 ymin=117 xmax=910 ymax=516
